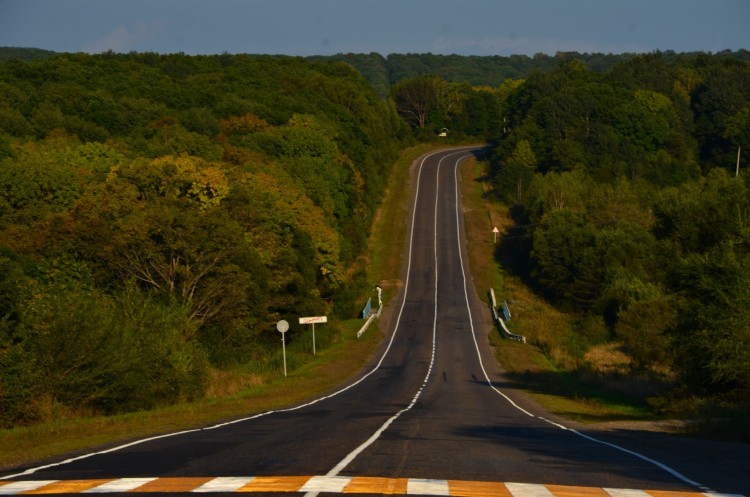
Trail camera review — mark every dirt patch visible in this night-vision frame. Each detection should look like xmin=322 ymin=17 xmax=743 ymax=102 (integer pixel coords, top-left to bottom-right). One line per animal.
xmin=589 ymin=418 xmax=693 ymax=433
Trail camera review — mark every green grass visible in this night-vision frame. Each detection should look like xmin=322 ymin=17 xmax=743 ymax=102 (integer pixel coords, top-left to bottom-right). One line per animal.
xmin=1 ymin=318 xmax=383 ymax=470
xmin=0 ymin=144 xmax=433 ymax=471
xmin=1 ymin=145 xmax=676 ymax=471
xmin=460 ymin=155 xmax=660 ymax=425
xmin=367 ymin=144 xmax=437 ymax=300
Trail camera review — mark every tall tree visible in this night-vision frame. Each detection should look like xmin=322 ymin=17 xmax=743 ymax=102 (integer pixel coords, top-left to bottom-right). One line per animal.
xmin=390 ymin=75 xmax=441 ymax=129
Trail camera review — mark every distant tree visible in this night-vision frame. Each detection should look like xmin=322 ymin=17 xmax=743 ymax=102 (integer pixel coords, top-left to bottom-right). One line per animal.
xmin=494 ymin=139 xmax=537 ymax=204
xmin=391 ymin=75 xmax=441 ymax=129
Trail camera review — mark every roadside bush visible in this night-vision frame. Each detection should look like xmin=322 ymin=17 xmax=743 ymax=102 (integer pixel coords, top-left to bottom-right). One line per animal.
xmin=0 ymin=283 xmax=207 ymax=427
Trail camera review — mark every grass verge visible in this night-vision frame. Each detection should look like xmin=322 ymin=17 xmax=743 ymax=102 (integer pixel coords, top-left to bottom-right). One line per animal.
xmin=460 ymin=154 xmax=657 ymax=425
xmin=0 ymin=145 xmax=436 ymax=471
xmin=1 ymin=319 xmax=381 ymax=471
xmin=3 ymin=145 xmax=673 ymax=472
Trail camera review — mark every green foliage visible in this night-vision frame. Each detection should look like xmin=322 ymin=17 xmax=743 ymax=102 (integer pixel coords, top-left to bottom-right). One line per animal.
xmin=0 ymin=142 xmax=84 ymax=224
xmin=0 ymin=282 xmax=207 ymax=426
xmin=493 ymin=139 xmax=537 ymax=203
xmin=672 ymin=245 xmax=750 ymax=395
xmin=0 ymin=51 xmax=407 ymax=426
xmin=489 ymin=52 xmax=750 ymax=405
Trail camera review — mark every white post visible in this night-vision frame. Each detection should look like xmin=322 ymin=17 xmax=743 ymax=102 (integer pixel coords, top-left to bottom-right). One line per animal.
xmin=299 ymin=316 xmax=326 ymax=355
xmin=281 ymin=332 xmax=287 ymax=376
xmin=276 ymin=320 xmax=289 ymax=377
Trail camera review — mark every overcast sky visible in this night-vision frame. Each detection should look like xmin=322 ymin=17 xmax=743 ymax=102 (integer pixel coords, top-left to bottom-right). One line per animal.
xmin=0 ymin=0 xmax=748 ymax=57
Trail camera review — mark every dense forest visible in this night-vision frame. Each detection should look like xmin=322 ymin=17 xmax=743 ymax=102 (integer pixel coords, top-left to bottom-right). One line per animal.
xmin=0 ymin=51 xmax=412 ymax=427
xmin=1 ymin=47 xmax=749 ymax=429
xmin=487 ymin=52 xmax=750 ymax=412
xmin=312 ymin=50 xmax=750 ymax=97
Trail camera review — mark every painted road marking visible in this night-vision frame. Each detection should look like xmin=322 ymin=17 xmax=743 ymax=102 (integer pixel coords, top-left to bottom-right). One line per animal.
xmin=0 ymin=477 xmax=743 ymax=496
xmin=0 ymin=481 xmax=58 ymax=495
xmin=505 ymin=482 xmax=556 ymax=497
xmin=544 ymin=485 xmax=610 ymax=497
xmin=131 ymin=477 xmax=215 ymax=493
xmin=299 ymin=476 xmax=351 ymax=493
xmin=343 ymin=476 xmax=409 ymax=494
xmin=81 ymin=478 xmax=157 ymax=493
xmin=238 ymin=475 xmax=311 ymax=492
xmin=605 ymin=490 xmax=652 ymax=497
xmin=25 ymin=480 xmax=112 ymax=494
xmin=192 ymin=477 xmax=255 ymax=492
xmin=407 ymin=479 xmax=450 ymax=496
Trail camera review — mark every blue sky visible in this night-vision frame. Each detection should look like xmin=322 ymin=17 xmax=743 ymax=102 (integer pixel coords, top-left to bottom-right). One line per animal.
xmin=0 ymin=0 xmax=748 ymax=56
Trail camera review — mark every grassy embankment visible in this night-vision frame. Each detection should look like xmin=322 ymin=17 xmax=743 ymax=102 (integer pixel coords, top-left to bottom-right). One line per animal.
xmin=460 ymin=155 xmax=660 ymax=425
xmin=2 ymin=144 xmax=677 ymax=471
xmin=0 ymin=144 xmax=436 ymax=471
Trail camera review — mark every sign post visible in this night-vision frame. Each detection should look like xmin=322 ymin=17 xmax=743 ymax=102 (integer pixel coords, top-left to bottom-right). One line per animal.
xmin=276 ymin=320 xmax=289 ymax=377
xmin=299 ymin=316 xmax=327 ymax=355
xmin=493 ymin=226 xmax=500 ymax=243
xmin=361 ymin=298 xmax=372 ymax=319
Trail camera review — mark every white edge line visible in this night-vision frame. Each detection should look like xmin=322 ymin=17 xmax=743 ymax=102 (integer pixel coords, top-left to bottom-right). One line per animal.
xmin=305 ymin=149 xmax=470 ymax=495
xmin=1 ymin=147 xmax=471 ymax=482
xmin=451 ymin=154 xmax=708 ymax=492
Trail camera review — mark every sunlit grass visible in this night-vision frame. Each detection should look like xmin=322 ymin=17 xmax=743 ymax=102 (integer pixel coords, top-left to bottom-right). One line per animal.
xmin=0 ymin=318 xmax=383 ymax=470
xmin=460 ymin=155 xmax=659 ymax=424
xmin=1 ymin=146 xmax=672 ymax=471
xmin=0 ymin=143 xmax=429 ymax=470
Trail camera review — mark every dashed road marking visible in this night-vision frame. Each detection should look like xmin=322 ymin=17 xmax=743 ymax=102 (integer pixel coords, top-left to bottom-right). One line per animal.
xmin=0 ymin=476 xmax=742 ymax=496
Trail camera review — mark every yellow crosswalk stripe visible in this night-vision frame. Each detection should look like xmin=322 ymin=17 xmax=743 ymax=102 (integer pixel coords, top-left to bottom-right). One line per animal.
xmin=447 ymin=479 xmax=513 ymax=497
xmin=130 ymin=477 xmax=215 ymax=493
xmin=236 ymin=475 xmax=311 ymax=492
xmin=22 ymin=480 xmax=114 ymax=494
xmin=0 ymin=476 xmax=741 ymax=496
xmin=545 ymin=484 xmax=610 ymax=497
xmin=343 ymin=476 xmax=409 ymax=494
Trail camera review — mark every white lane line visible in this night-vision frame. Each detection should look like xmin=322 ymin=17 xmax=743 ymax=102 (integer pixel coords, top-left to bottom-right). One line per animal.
xmin=83 ymin=477 xmax=157 ymax=493
xmin=407 ymin=478 xmax=450 ymax=495
xmin=192 ymin=477 xmax=256 ymax=492
xmin=570 ymin=427 xmax=702 ymax=487
xmin=1 ymin=430 xmax=201 ymax=480
xmin=505 ymin=482 xmax=555 ymax=497
xmin=299 ymin=476 xmax=352 ymax=493
xmin=304 ymin=149 xmax=473 ymax=497
xmin=0 ymin=480 xmax=57 ymax=494
xmin=450 ymin=156 xmax=709 ymax=493
xmin=451 ymin=155 xmax=535 ymax=419
xmin=603 ymin=489 xmax=651 ymax=497
xmin=1 ymin=146 xmax=474 ymax=483
xmin=699 ymin=493 xmax=747 ymax=497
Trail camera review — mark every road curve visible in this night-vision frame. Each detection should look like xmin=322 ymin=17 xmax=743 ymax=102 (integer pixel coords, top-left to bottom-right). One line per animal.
xmin=1 ymin=148 xmax=747 ymax=496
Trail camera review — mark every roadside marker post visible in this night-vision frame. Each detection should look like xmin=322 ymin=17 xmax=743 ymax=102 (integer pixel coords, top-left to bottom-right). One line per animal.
xmin=299 ymin=316 xmax=327 ymax=355
xmin=276 ymin=320 xmax=289 ymax=377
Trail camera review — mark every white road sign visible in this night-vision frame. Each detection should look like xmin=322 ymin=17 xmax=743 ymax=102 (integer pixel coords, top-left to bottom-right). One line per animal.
xmin=299 ymin=316 xmax=327 ymax=324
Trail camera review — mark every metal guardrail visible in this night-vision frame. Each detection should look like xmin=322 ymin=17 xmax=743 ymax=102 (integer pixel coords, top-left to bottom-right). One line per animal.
xmin=489 ymin=290 xmax=525 ymax=343
xmin=357 ymin=287 xmax=383 ymax=338
xmin=357 ymin=305 xmax=381 ymax=338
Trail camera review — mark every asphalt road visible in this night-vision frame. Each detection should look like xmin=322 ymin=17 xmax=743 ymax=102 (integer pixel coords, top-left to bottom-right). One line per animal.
xmin=1 ymin=148 xmax=748 ymax=496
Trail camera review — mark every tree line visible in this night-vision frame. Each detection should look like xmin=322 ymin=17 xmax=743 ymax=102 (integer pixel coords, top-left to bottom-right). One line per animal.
xmin=312 ymin=50 xmax=750 ymax=97
xmin=1 ymin=47 xmax=748 ymax=428
xmin=487 ymin=52 xmax=750 ymax=408
xmin=0 ymin=51 xmax=409 ymax=427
